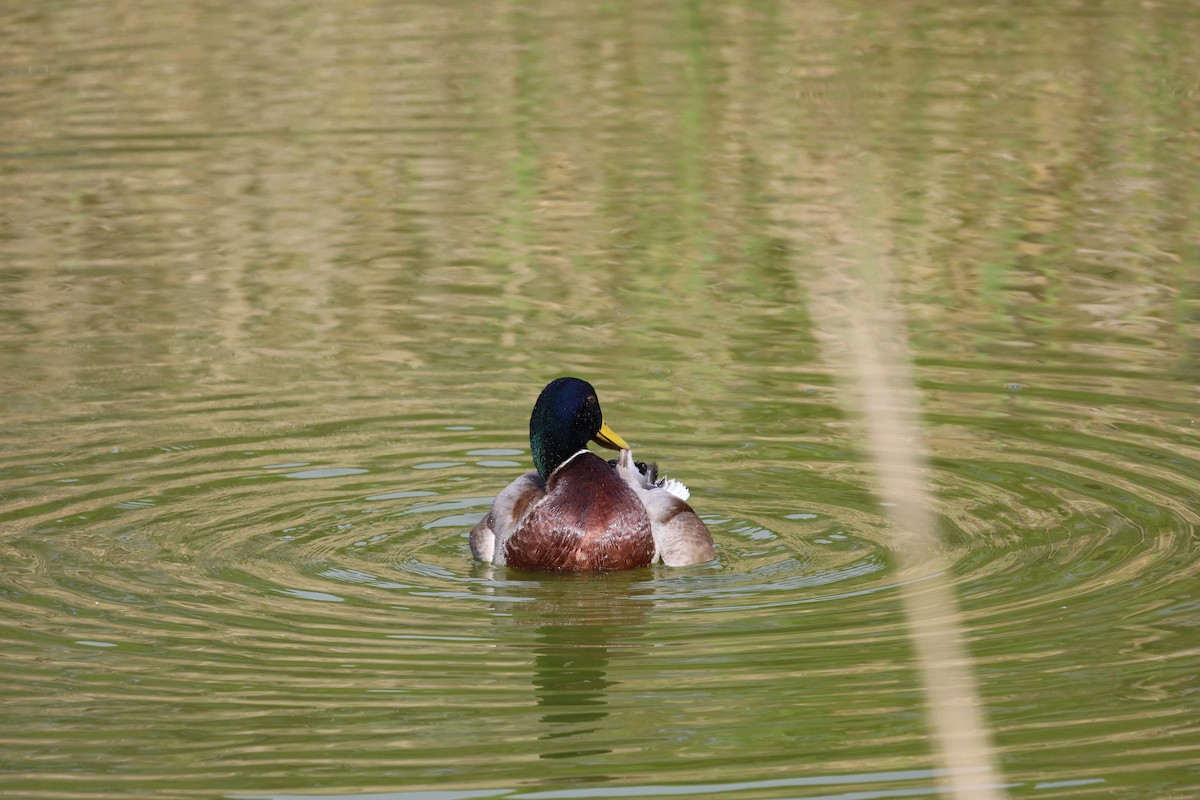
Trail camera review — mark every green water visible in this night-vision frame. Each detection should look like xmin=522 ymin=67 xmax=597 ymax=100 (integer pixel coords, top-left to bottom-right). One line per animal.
xmin=2 ymin=2 xmax=1198 ymax=799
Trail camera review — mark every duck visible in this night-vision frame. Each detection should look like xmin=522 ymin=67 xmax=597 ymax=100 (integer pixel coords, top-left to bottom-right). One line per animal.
xmin=469 ymin=376 xmax=715 ymax=570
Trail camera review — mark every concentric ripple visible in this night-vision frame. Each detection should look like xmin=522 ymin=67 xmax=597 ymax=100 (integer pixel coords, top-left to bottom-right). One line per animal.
xmin=1 ymin=351 xmax=1197 ymax=799
xmin=2 ymin=1 xmax=1199 ymax=797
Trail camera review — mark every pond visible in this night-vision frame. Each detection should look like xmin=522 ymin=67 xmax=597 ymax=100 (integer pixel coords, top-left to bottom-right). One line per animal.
xmin=1 ymin=2 xmax=1198 ymax=799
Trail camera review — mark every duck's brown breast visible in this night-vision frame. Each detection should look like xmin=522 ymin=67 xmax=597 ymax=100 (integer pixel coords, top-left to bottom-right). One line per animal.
xmin=504 ymin=453 xmax=654 ymax=571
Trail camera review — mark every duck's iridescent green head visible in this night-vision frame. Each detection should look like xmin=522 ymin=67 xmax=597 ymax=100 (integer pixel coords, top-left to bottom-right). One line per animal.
xmin=529 ymin=377 xmax=628 ymax=480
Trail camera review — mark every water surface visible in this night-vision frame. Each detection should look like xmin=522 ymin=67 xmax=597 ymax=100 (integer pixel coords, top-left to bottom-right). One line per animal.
xmin=1 ymin=2 xmax=1198 ymax=799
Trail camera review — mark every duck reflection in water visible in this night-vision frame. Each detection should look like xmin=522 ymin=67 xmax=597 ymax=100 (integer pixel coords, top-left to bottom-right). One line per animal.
xmin=477 ymin=568 xmax=655 ymax=761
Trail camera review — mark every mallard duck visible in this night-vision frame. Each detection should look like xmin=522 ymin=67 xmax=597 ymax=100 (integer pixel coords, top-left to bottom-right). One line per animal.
xmin=469 ymin=377 xmax=715 ymax=570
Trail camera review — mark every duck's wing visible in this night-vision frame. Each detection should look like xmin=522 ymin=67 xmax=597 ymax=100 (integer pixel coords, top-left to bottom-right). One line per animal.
xmin=615 ymin=449 xmax=714 ymax=566
xmin=470 ymin=470 xmax=546 ymax=564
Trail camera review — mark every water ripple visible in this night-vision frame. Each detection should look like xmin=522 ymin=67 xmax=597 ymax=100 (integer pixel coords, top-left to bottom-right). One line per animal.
xmin=2 ymin=351 xmax=1196 ymax=796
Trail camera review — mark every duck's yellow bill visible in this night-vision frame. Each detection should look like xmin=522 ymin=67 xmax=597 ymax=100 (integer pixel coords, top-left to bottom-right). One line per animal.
xmin=592 ymin=422 xmax=629 ymax=451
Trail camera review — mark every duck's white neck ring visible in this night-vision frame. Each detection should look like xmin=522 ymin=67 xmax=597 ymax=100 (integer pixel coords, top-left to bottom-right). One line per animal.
xmin=549 ymin=448 xmax=592 ymax=478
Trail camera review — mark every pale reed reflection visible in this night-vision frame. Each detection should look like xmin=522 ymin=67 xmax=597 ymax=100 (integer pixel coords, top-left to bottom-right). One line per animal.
xmin=809 ymin=234 xmax=1007 ymax=799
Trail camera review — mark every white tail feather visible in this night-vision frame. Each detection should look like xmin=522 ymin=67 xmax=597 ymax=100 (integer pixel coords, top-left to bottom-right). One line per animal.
xmin=659 ymin=478 xmax=690 ymax=502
